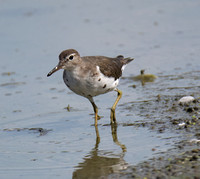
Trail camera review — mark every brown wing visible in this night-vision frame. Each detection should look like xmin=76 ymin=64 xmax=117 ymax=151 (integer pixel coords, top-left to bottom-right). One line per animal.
xmin=82 ymin=56 xmax=123 ymax=80
xmin=82 ymin=56 xmax=133 ymax=80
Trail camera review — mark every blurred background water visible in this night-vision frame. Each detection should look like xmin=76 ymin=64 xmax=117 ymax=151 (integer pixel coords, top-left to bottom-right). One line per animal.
xmin=0 ymin=0 xmax=200 ymax=178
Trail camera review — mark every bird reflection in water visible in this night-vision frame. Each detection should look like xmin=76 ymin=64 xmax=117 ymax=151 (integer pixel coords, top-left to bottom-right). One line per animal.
xmin=73 ymin=124 xmax=127 ymax=179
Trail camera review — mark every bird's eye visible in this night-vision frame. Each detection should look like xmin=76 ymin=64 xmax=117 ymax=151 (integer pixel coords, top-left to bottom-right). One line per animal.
xmin=69 ymin=55 xmax=74 ymax=60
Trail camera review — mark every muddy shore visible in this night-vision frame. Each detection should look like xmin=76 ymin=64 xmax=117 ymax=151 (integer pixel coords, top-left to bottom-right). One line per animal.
xmin=110 ymin=74 xmax=200 ymax=178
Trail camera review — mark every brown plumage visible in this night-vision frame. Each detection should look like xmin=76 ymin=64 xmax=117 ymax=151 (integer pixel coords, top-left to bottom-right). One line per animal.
xmin=47 ymin=49 xmax=134 ymax=126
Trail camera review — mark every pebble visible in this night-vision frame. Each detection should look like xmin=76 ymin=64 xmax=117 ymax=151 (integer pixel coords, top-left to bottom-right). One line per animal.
xmin=189 ymin=139 xmax=200 ymax=144
xmin=178 ymin=122 xmax=186 ymax=127
xmin=178 ymin=96 xmax=195 ymax=104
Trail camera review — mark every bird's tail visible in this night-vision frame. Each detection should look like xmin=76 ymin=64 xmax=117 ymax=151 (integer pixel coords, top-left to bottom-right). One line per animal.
xmin=117 ymin=55 xmax=134 ymax=64
xmin=124 ymin=57 xmax=134 ymax=64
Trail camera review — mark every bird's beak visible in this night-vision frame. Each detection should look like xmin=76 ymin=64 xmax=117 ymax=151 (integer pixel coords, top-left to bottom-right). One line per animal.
xmin=47 ymin=65 xmax=62 ymax=77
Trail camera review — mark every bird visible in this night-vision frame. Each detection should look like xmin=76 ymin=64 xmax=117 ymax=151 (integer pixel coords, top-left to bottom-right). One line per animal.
xmin=47 ymin=49 xmax=134 ymax=126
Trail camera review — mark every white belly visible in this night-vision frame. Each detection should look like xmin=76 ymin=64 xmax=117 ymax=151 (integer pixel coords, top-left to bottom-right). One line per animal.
xmin=63 ymin=66 xmax=119 ymax=98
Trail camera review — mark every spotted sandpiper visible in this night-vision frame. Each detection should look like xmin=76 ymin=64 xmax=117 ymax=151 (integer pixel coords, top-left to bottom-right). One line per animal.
xmin=47 ymin=49 xmax=134 ymax=126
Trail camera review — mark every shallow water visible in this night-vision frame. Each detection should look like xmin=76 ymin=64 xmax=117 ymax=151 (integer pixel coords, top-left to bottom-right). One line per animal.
xmin=0 ymin=0 xmax=200 ymax=178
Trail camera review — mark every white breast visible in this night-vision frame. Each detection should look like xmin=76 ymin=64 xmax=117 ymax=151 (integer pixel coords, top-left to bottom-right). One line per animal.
xmin=63 ymin=66 xmax=119 ymax=98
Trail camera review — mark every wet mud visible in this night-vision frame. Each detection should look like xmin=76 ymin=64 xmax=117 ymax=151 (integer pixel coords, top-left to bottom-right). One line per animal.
xmin=3 ymin=127 xmax=52 ymax=136
xmin=108 ymin=70 xmax=200 ymax=178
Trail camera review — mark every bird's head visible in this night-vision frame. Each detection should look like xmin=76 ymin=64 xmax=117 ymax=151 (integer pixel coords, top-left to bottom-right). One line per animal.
xmin=47 ymin=49 xmax=80 ymax=77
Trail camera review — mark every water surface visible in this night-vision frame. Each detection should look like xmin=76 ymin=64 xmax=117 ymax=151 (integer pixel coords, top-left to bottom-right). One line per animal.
xmin=0 ymin=0 xmax=200 ymax=178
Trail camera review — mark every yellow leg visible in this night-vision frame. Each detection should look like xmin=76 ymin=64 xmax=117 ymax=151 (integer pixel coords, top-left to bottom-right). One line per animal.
xmin=89 ymin=98 xmax=99 ymax=126
xmin=110 ymin=89 xmax=122 ymax=124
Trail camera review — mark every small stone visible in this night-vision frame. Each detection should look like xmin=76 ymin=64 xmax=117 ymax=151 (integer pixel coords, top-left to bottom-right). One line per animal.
xmin=191 ymin=149 xmax=199 ymax=153
xmin=189 ymin=155 xmax=198 ymax=161
xmin=178 ymin=122 xmax=186 ymax=127
xmin=189 ymin=139 xmax=200 ymax=144
xmin=185 ymin=107 xmax=194 ymax=113
xmin=178 ymin=96 xmax=195 ymax=105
